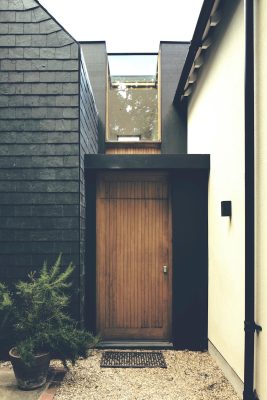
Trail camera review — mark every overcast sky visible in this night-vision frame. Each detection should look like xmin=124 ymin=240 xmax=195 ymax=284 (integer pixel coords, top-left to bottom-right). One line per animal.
xmin=39 ymin=0 xmax=203 ymax=53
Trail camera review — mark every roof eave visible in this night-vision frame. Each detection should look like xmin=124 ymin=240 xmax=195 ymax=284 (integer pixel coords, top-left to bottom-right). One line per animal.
xmin=173 ymin=0 xmax=220 ymax=106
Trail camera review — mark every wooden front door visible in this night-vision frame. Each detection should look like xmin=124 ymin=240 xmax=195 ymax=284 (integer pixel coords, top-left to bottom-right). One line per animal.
xmin=96 ymin=172 xmax=172 ymax=340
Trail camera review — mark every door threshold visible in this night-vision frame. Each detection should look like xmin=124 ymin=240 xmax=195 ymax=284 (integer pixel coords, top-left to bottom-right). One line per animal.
xmin=96 ymin=340 xmax=173 ymax=350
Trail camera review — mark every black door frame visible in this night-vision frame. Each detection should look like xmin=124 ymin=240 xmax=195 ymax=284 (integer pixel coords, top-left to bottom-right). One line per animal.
xmin=84 ymin=154 xmax=209 ymax=350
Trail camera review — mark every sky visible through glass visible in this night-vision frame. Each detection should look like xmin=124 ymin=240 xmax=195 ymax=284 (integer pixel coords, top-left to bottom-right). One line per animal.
xmin=108 ymin=55 xmax=158 ymax=78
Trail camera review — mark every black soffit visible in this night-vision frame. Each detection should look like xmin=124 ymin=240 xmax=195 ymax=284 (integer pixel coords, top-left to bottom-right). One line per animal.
xmin=84 ymin=154 xmax=210 ymax=170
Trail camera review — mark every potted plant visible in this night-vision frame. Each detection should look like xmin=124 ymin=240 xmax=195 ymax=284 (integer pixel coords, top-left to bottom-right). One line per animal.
xmin=0 ymin=255 xmax=98 ymax=390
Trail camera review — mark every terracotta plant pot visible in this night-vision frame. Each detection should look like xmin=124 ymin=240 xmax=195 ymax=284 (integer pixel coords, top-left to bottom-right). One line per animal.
xmin=9 ymin=347 xmax=50 ymax=390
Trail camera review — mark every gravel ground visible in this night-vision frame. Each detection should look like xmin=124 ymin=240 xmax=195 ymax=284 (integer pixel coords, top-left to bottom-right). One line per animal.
xmin=53 ymin=350 xmax=240 ymax=400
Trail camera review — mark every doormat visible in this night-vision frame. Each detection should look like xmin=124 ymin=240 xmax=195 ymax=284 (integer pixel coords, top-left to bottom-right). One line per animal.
xmin=100 ymin=351 xmax=167 ymax=368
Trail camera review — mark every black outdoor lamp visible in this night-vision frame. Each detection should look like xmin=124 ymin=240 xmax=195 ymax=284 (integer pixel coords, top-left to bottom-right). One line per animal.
xmin=221 ymin=201 xmax=232 ymax=217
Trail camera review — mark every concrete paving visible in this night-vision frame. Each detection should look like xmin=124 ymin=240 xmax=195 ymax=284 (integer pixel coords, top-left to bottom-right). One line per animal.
xmin=0 ymin=368 xmax=45 ymax=400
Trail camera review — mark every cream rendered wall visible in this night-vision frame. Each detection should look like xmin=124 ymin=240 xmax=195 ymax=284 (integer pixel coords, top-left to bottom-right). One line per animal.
xmin=187 ymin=1 xmax=245 ymax=380
xmin=255 ymin=1 xmax=267 ymax=399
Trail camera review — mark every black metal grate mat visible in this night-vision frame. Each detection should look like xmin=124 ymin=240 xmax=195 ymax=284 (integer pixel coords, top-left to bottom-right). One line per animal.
xmin=100 ymin=351 xmax=167 ymax=368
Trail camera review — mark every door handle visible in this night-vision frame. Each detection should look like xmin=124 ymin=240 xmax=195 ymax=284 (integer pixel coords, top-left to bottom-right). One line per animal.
xmin=163 ymin=265 xmax=168 ymax=274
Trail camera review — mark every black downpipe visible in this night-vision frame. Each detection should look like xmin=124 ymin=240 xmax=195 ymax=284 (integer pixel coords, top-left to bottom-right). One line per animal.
xmin=243 ymin=1 xmax=261 ymax=399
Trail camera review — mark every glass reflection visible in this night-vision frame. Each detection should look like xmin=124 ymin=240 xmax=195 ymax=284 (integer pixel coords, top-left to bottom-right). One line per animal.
xmin=107 ymin=55 xmax=159 ymax=142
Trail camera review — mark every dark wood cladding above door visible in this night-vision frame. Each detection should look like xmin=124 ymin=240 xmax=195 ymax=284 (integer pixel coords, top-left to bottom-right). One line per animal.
xmin=98 ymin=172 xmax=169 ymax=200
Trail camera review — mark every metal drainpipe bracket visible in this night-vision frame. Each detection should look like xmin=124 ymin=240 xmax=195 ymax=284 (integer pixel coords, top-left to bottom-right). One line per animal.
xmin=253 ymin=390 xmax=260 ymax=400
xmin=254 ymin=324 xmax=263 ymax=334
xmin=244 ymin=321 xmax=263 ymax=334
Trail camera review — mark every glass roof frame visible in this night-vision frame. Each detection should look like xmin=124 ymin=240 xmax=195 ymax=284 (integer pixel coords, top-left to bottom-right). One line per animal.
xmin=106 ymin=53 xmax=161 ymax=144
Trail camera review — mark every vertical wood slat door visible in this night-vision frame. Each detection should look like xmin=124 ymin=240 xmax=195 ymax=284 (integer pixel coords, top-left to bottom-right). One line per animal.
xmin=96 ymin=172 xmax=172 ymax=340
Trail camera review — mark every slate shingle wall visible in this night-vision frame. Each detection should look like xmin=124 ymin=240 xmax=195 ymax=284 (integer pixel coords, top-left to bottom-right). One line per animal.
xmin=80 ymin=42 xmax=107 ymax=153
xmin=0 ymin=0 xmax=98 ymax=319
xmin=79 ymin=55 xmax=98 ymax=321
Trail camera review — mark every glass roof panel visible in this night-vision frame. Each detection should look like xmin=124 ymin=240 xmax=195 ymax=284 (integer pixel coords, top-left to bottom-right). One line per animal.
xmin=108 ymin=55 xmax=158 ymax=84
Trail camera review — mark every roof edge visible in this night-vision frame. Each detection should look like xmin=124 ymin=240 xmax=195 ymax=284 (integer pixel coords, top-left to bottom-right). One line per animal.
xmin=79 ymin=41 xmax=106 ymax=44
xmin=160 ymin=41 xmax=191 ymax=44
xmin=107 ymin=52 xmax=158 ymax=56
xmin=173 ymin=0 xmax=217 ymax=105
xmin=36 ymin=0 xmax=79 ymax=45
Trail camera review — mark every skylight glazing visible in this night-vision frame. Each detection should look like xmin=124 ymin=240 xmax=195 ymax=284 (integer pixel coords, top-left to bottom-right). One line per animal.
xmin=107 ymin=55 xmax=160 ymax=142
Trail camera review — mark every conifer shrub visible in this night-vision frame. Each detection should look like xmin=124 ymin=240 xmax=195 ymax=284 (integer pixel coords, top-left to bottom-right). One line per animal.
xmin=0 ymin=255 xmax=99 ymax=367
xmin=0 ymin=282 xmax=12 ymax=333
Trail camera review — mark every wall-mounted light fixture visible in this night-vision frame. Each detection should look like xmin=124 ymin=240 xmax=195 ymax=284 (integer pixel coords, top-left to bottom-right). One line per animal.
xmin=221 ymin=201 xmax=232 ymax=217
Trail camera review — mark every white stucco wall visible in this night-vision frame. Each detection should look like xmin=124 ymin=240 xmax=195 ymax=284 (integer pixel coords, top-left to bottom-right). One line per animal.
xmin=255 ymin=1 xmax=267 ymax=399
xmin=187 ymin=1 xmax=245 ymax=381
